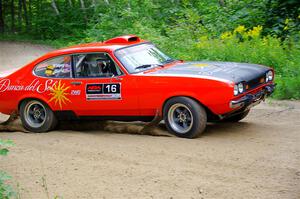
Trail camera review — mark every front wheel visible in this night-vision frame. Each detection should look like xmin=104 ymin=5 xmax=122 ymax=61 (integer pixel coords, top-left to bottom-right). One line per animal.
xmin=19 ymin=99 xmax=57 ymax=132
xmin=163 ymin=97 xmax=207 ymax=138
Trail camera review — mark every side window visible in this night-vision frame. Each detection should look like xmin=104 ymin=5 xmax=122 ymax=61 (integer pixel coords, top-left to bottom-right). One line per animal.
xmin=34 ymin=55 xmax=72 ymax=78
xmin=74 ymin=53 xmax=123 ymax=78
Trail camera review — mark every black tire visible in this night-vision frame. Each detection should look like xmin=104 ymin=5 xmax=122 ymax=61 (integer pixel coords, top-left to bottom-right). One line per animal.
xmin=163 ymin=97 xmax=207 ymax=138
xmin=223 ymin=110 xmax=250 ymax=122
xmin=19 ymin=99 xmax=57 ymax=132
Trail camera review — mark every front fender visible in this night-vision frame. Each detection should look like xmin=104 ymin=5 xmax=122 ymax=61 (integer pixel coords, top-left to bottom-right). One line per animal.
xmin=138 ymin=76 xmax=234 ymax=116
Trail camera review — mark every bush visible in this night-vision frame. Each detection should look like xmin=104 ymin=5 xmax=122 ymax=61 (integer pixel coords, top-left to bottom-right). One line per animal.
xmin=0 ymin=139 xmax=16 ymax=199
xmin=1 ymin=0 xmax=300 ymax=99
xmin=150 ymin=25 xmax=300 ymax=99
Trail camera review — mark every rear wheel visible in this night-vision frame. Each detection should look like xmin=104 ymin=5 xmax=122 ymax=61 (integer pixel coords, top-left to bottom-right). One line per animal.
xmin=163 ymin=97 xmax=207 ymax=138
xmin=19 ymin=99 xmax=57 ymax=132
xmin=223 ymin=110 xmax=250 ymax=122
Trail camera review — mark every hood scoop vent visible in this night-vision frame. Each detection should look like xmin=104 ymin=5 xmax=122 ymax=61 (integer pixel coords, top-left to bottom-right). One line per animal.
xmin=104 ymin=35 xmax=141 ymax=44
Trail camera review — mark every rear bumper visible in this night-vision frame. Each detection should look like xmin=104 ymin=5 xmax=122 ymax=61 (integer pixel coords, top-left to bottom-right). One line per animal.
xmin=230 ymin=83 xmax=276 ymax=109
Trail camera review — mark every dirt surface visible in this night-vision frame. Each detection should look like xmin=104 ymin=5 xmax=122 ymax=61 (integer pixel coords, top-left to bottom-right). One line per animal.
xmin=0 ymin=42 xmax=300 ymax=199
xmin=0 ymin=41 xmax=53 ymax=70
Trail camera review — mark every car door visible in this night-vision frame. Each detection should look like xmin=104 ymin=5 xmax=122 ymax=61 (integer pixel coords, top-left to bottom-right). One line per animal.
xmin=70 ymin=52 xmax=139 ymax=117
xmin=33 ymin=54 xmax=82 ymax=111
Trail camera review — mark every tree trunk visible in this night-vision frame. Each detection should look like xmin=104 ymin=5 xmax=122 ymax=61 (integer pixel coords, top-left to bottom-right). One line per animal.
xmin=21 ymin=0 xmax=29 ymax=32
xmin=51 ymin=0 xmax=60 ymax=15
xmin=18 ymin=0 xmax=22 ymax=31
xmin=91 ymin=0 xmax=97 ymax=11
xmin=91 ymin=0 xmax=96 ymax=7
xmin=80 ymin=0 xmax=87 ymax=22
xmin=0 ymin=0 xmax=4 ymax=33
xmin=219 ymin=0 xmax=225 ymax=7
xmin=35 ymin=0 xmax=41 ymax=35
xmin=67 ymin=0 xmax=73 ymax=7
xmin=28 ymin=0 xmax=32 ymax=26
xmin=80 ymin=0 xmax=85 ymax=10
xmin=104 ymin=0 xmax=109 ymax=5
xmin=11 ymin=0 xmax=15 ymax=32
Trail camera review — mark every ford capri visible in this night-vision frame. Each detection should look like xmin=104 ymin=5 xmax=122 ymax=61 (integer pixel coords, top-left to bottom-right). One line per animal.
xmin=0 ymin=35 xmax=275 ymax=138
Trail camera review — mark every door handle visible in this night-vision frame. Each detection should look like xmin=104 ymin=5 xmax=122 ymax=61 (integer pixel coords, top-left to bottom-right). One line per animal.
xmin=114 ymin=76 xmax=123 ymax=81
xmin=110 ymin=75 xmax=123 ymax=82
xmin=71 ymin=81 xmax=82 ymax=85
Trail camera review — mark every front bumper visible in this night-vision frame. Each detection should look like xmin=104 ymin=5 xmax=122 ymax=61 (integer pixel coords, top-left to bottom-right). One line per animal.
xmin=230 ymin=83 xmax=276 ymax=109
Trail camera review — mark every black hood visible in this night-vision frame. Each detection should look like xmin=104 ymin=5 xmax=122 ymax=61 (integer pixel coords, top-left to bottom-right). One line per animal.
xmin=150 ymin=61 xmax=270 ymax=83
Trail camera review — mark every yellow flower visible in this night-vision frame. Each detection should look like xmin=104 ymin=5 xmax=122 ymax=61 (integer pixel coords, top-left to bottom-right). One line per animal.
xmin=234 ymin=25 xmax=246 ymax=34
xmin=199 ymin=35 xmax=208 ymax=41
xmin=247 ymin=25 xmax=263 ymax=38
xmin=196 ymin=42 xmax=204 ymax=48
xmin=284 ymin=18 xmax=290 ymax=24
xmin=262 ymin=37 xmax=268 ymax=45
xmin=220 ymin=31 xmax=232 ymax=40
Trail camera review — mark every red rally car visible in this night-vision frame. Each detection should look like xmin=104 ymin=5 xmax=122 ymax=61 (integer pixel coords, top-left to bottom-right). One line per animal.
xmin=0 ymin=35 xmax=275 ymax=138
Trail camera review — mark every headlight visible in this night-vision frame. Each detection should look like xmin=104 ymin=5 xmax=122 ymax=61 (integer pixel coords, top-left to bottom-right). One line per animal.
xmin=266 ymin=71 xmax=273 ymax=82
xmin=234 ymin=83 xmax=244 ymax=95
xmin=234 ymin=85 xmax=239 ymax=95
xmin=238 ymin=83 xmax=244 ymax=93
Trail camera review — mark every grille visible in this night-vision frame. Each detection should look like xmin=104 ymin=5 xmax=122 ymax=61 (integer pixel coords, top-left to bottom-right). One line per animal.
xmin=247 ymin=74 xmax=265 ymax=90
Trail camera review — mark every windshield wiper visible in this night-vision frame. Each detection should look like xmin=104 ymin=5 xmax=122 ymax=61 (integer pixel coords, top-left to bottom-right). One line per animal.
xmin=134 ymin=64 xmax=163 ymax=70
xmin=163 ymin=59 xmax=176 ymax=64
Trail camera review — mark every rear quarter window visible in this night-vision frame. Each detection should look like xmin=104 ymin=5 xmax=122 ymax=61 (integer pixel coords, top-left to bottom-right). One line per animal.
xmin=34 ymin=55 xmax=72 ymax=78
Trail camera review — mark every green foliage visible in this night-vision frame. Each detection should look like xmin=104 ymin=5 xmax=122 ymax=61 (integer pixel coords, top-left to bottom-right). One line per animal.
xmin=0 ymin=171 xmax=16 ymax=199
xmin=264 ymin=0 xmax=300 ymax=39
xmin=162 ymin=25 xmax=300 ymax=99
xmin=273 ymin=76 xmax=300 ymax=99
xmin=0 ymin=0 xmax=300 ymax=99
xmin=0 ymin=139 xmax=16 ymax=199
xmin=0 ymin=139 xmax=13 ymax=156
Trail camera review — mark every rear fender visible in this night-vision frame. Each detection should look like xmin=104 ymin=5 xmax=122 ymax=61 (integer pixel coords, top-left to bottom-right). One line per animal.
xmin=17 ymin=94 xmax=55 ymax=112
xmin=0 ymin=68 xmax=20 ymax=78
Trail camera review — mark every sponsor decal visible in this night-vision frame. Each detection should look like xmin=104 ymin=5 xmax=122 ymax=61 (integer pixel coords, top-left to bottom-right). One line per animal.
xmin=48 ymin=80 xmax=71 ymax=109
xmin=0 ymin=79 xmax=57 ymax=93
xmin=71 ymin=90 xmax=81 ymax=96
xmin=0 ymin=78 xmax=72 ymax=109
xmin=86 ymin=83 xmax=121 ymax=100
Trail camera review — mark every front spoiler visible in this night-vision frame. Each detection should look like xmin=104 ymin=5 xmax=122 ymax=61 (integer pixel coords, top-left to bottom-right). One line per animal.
xmin=230 ymin=83 xmax=276 ymax=109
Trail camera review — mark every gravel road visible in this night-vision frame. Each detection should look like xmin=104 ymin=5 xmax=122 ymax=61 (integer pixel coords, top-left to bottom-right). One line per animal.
xmin=0 ymin=42 xmax=299 ymax=199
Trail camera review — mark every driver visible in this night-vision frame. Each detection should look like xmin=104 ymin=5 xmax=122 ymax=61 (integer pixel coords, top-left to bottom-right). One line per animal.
xmin=96 ymin=59 xmax=110 ymax=75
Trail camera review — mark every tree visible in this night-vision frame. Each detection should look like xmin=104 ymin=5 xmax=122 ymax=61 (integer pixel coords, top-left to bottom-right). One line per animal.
xmin=265 ymin=0 xmax=300 ymax=39
xmin=219 ymin=0 xmax=226 ymax=7
xmin=10 ymin=0 xmax=15 ymax=32
xmin=80 ymin=0 xmax=86 ymax=10
xmin=0 ymin=0 xmax=4 ymax=33
xmin=67 ymin=0 xmax=73 ymax=7
xmin=51 ymin=0 xmax=60 ymax=15
xmin=17 ymin=0 xmax=22 ymax=31
xmin=21 ymin=0 xmax=29 ymax=31
xmin=80 ymin=0 xmax=87 ymax=21
xmin=28 ymin=0 xmax=32 ymax=26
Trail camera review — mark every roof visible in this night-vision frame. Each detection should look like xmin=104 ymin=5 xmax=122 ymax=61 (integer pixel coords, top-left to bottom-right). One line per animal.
xmin=46 ymin=35 xmax=146 ymax=57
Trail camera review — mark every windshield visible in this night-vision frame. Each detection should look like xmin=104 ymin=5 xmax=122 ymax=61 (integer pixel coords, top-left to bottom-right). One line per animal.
xmin=114 ymin=43 xmax=174 ymax=73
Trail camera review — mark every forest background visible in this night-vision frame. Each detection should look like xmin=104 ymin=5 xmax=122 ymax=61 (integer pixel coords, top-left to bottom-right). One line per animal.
xmin=0 ymin=0 xmax=299 ymax=99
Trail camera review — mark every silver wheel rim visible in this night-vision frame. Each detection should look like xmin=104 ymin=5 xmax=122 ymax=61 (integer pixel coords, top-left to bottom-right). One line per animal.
xmin=168 ymin=103 xmax=193 ymax=134
xmin=24 ymin=101 xmax=47 ymax=128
